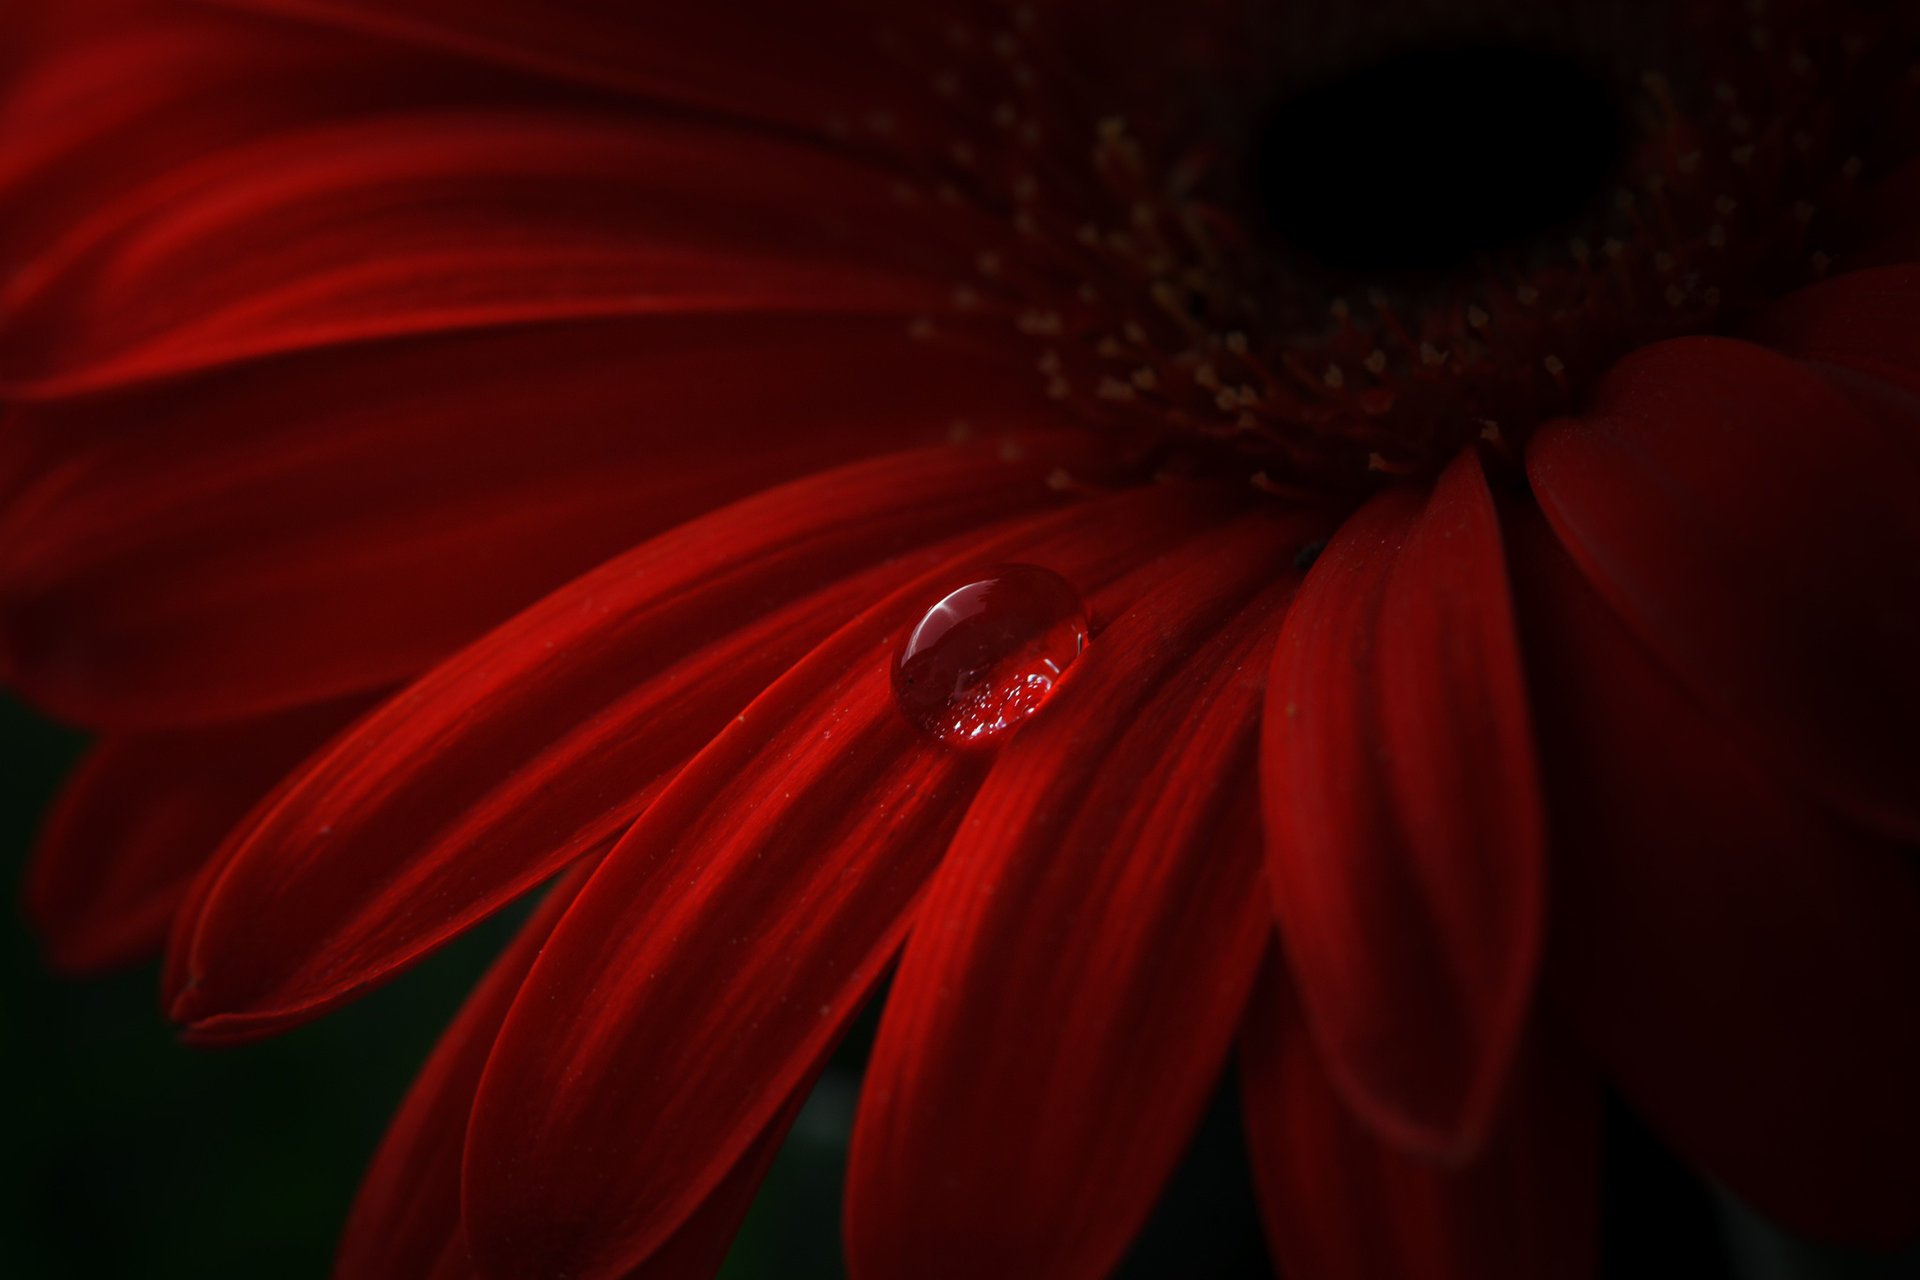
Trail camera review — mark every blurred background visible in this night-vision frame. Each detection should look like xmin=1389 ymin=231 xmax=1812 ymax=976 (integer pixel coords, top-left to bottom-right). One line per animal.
xmin=1 ymin=693 xmax=1913 ymax=1278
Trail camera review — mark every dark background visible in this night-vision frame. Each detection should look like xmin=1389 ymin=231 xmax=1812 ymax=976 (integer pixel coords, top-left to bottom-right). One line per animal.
xmin=1 ymin=693 xmax=1913 ymax=1279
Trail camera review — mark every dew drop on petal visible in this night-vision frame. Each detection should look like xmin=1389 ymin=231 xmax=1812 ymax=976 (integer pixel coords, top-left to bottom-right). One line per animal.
xmin=892 ymin=564 xmax=1089 ymax=749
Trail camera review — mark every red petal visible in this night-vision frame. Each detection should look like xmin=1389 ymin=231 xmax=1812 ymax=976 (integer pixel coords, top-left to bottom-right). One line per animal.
xmin=1744 ymin=264 xmax=1920 ymax=431
xmin=1 ymin=316 xmax=1042 ymax=728
xmin=0 ymin=5 xmax=557 ymax=300
xmin=24 ymin=694 xmax=374 ymax=973
xmin=340 ymin=862 xmax=798 ymax=1279
xmin=1510 ymin=509 xmax=1920 ymax=1245
xmin=205 ymin=0 xmax=930 ymax=123
xmin=845 ymin=516 xmax=1318 ymax=1280
xmin=462 ymin=483 xmax=1245 ymax=1280
xmin=338 ymin=867 xmax=592 ymax=1280
xmin=1262 ymin=449 xmax=1544 ymax=1160
xmin=1238 ymin=959 xmax=1599 ymax=1280
xmin=2 ymin=109 xmax=966 ymax=395
xmin=1527 ymin=336 xmax=1920 ymax=839
xmin=169 ymin=436 xmax=1098 ymax=1040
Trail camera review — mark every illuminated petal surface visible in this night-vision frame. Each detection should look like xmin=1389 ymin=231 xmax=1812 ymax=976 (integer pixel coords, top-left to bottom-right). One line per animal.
xmin=464 ymin=484 xmax=1247 ymax=1280
xmin=847 ymin=515 xmax=1318 ymax=1280
xmin=170 ymin=438 xmax=1097 ymax=1039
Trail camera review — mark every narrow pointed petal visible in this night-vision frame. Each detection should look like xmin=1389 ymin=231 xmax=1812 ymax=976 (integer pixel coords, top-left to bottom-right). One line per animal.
xmin=1511 ymin=510 xmax=1920 ymax=1245
xmin=338 ymin=866 xmax=593 ymax=1280
xmin=25 ymin=694 xmax=374 ymax=973
xmin=340 ymin=863 xmax=801 ymax=1279
xmin=1262 ymin=449 xmax=1544 ymax=1160
xmin=2 ymin=109 xmax=966 ymax=395
xmin=170 ymin=437 xmax=1098 ymax=1040
xmin=846 ymin=516 xmax=1316 ymax=1280
xmin=1528 ymin=336 xmax=1920 ymax=839
xmin=1239 ymin=961 xmax=1599 ymax=1280
xmin=464 ymin=484 xmax=1245 ymax=1280
xmin=1 ymin=317 xmax=1041 ymax=727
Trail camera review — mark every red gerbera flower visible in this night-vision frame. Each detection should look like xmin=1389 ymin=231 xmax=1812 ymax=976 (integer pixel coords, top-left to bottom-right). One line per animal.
xmin=7 ymin=1 xmax=1920 ymax=1277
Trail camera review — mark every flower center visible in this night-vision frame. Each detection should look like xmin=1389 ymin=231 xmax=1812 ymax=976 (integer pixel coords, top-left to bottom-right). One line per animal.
xmin=1248 ymin=41 xmax=1627 ymax=276
xmin=874 ymin=1 xmax=1918 ymax=498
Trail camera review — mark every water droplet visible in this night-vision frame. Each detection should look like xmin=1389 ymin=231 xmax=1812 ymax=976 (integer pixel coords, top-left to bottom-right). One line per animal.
xmin=892 ymin=564 xmax=1088 ymax=748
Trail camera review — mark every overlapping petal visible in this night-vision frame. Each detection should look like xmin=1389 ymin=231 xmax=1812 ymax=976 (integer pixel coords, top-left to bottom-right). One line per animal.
xmin=1528 ymin=336 xmax=1920 ymax=839
xmin=338 ymin=867 xmax=592 ymax=1280
xmin=1 ymin=316 xmax=1042 ymax=727
xmin=168 ymin=436 xmax=1100 ymax=1040
xmin=1746 ymin=264 xmax=1920 ymax=421
xmin=462 ymin=482 xmax=1247 ymax=1280
xmin=24 ymin=694 xmax=374 ymax=972
xmin=0 ymin=2 xmax=554 ymax=302
xmin=1261 ymin=448 xmax=1544 ymax=1160
xmin=1238 ymin=961 xmax=1599 ymax=1280
xmin=845 ymin=513 xmax=1314 ymax=1280
xmin=1 ymin=108 xmax=972 ymax=394
xmin=1511 ymin=510 xmax=1920 ymax=1245
xmin=338 ymin=864 xmax=802 ymax=1280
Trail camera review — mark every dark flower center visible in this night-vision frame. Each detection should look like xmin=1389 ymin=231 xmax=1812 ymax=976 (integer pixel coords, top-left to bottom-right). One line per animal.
xmin=884 ymin=1 xmax=1918 ymax=498
xmin=1251 ymin=42 xmax=1628 ymax=276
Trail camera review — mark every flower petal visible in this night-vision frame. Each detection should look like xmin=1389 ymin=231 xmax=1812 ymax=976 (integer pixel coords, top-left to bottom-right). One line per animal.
xmin=1527 ymin=335 xmax=1920 ymax=839
xmin=204 ymin=0 xmax=928 ymax=123
xmin=1 ymin=316 xmax=1042 ymax=728
xmin=169 ymin=436 xmax=1098 ymax=1040
xmin=0 ymin=3 xmax=553 ymax=301
xmin=1262 ymin=448 xmax=1545 ymax=1160
xmin=24 ymin=694 xmax=374 ymax=973
xmin=339 ymin=866 xmax=592 ymax=1280
xmin=463 ymin=483 xmax=1245 ymax=1280
xmin=1745 ymin=264 xmax=1920 ymax=428
xmin=1238 ymin=959 xmax=1599 ymax=1280
xmin=1511 ymin=509 xmax=1920 ymax=1246
xmin=339 ymin=863 xmax=800 ymax=1279
xmin=2 ymin=109 xmax=966 ymax=395
xmin=845 ymin=517 xmax=1317 ymax=1280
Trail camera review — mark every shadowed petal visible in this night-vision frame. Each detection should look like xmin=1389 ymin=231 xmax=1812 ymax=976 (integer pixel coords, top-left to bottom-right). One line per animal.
xmin=339 ymin=866 xmax=593 ymax=1280
xmin=338 ymin=863 xmax=803 ymax=1279
xmin=1528 ymin=336 xmax=1920 ymax=839
xmin=1511 ymin=508 xmax=1920 ymax=1245
xmin=1 ymin=317 xmax=1044 ymax=727
xmin=1239 ymin=959 xmax=1599 ymax=1280
xmin=25 ymin=694 xmax=375 ymax=973
xmin=846 ymin=516 xmax=1318 ymax=1280
xmin=1262 ymin=448 xmax=1545 ymax=1160
xmin=1745 ymin=264 xmax=1920 ymax=433
xmin=203 ymin=0 xmax=937 ymax=123
xmin=2 ymin=110 xmax=970 ymax=395
xmin=0 ymin=3 xmax=563 ymax=304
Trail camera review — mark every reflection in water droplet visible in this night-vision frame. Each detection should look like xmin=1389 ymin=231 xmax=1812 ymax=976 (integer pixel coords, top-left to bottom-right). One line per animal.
xmin=892 ymin=564 xmax=1089 ymax=749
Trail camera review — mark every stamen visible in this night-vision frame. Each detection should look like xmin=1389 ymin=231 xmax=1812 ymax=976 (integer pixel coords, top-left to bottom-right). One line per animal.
xmin=848 ymin=0 xmax=1919 ymax=494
